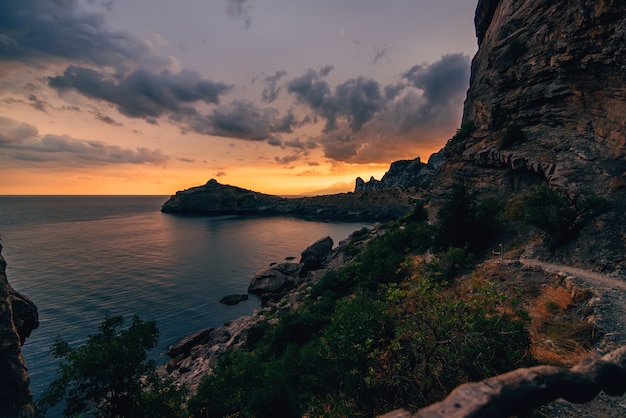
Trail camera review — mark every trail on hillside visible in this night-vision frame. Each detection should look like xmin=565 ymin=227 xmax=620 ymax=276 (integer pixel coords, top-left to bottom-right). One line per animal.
xmin=518 ymin=258 xmax=626 ymax=417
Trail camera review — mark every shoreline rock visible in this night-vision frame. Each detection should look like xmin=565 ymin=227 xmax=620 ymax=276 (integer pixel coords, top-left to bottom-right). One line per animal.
xmin=158 ymin=226 xmax=382 ymax=393
xmin=0 ymin=242 xmax=39 ymax=418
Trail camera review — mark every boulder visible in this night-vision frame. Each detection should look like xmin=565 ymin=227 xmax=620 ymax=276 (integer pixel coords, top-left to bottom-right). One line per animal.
xmin=166 ymin=328 xmax=213 ymax=358
xmin=247 ymin=263 xmax=304 ymax=295
xmin=219 ymin=294 xmax=249 ymax=305
xmin=300 ymin=236 xmax=333 ymax=272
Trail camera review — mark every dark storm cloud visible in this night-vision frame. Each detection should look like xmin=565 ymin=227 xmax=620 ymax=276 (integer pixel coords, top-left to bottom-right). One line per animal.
xmin=191 ymin=100 xmax=297 ymax=141
xmin=288 ymin=54 xmax=471 ymax=164
xmin=0 ymin=117 xmax=169 ymax=166
xmin=0 ymin=0 xmax=161 ymax=71
xmin=49 ymin=66 xmax=233 ymax=119
xmin=225 ymin=0 xmax=253 ymax=30
xmin=402 ymin=53 xmax=471 ymax=108
xmin=2 ymin=0 xmax=235 ymax=128
xmin=287 ymin=68 xmax=386 ymax=133
xmin=261 ymin=70 xmax=288 ymax=103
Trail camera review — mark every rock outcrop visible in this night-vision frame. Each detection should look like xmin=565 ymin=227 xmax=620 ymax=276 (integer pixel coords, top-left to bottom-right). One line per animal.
xmin=354 ymin=152 xmax=446 ymax=192
xmin=0 ymin=243 xmax=39 ymax=418
xmin=382 ymin=345 xmax=626 ymax=418
xmin=162 ymin=179 xmax=414 ymax=221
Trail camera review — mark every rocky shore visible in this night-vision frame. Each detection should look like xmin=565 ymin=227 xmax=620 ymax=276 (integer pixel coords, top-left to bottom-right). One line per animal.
xmin=157 ymin=225 xmax=382 ymax=393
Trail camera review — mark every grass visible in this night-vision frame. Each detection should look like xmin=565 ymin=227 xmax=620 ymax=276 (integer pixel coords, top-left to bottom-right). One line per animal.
xmin=527 ymin=285 xmax=596 ymax=365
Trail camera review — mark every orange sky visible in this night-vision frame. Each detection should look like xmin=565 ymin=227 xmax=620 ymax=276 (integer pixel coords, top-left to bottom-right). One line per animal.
xmin=0 ymin=0 xmax=477 ymax=196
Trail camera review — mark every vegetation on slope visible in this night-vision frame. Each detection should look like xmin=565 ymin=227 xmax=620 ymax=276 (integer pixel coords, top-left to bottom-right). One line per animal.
xmin=39 ymin=181 xmax=608 ymax=417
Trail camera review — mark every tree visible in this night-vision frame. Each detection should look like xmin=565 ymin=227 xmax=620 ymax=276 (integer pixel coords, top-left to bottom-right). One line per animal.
xmin=37 ymin=315 xmax=187 ymax=417
xmin=510 ymin=185 xmax=610 ymax=251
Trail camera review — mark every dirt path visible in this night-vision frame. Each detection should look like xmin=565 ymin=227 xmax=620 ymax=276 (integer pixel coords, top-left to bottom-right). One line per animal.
xmin=518 ymin=259 xmax=626 ymax=417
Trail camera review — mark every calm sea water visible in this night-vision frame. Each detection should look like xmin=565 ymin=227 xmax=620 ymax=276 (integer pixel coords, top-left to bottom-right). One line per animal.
xmin=0 ymin=196 xmax=369 ymax=402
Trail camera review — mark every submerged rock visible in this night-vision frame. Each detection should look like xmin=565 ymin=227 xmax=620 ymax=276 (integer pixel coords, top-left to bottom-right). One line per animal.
xmin=219 ymin=294 xmax=249 ymax=305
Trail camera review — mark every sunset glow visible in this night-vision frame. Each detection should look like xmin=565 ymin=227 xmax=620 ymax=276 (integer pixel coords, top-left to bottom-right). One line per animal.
xmin=0 ymin=1 xmax=477 ymax=195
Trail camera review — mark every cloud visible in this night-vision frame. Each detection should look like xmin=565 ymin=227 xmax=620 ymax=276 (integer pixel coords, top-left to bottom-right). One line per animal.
xmin=190 ymin=100 xmax=298 ymax=141
xmin=90 ymin=108 xmax=123 ymax=126
xmin=0 ymin=117 xmax=168 ymax=166
xmin=0 ymin=0 xmax=172 ymax=72
xmin=49 ymin=66 xmax=233 ymax=119
xmin=261 ymin=70 xmax=288 ymax=103
xmin=372 ymin=46 xmax=391 ymax=65
xmin=225 ymin=0 xmax=253 ymax=30
xmin=285 ymin=54 xmax=471 ymax=164
xmin=0 ymin=117 xmax=39 ymax=144
xmin=402 ymin=53 xmax=471 ymax=108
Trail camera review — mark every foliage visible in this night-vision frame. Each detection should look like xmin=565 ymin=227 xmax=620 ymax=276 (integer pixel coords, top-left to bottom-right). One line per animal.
xmin=508 ymin=185 xmax=610 ymax=251
xmin=448 ymin=120 xmax=477 ymax=146
xmin=499 ymin=123 xmax=526 ymax=149
xmin=189 ymin=224 xmax=532 ymax=416
xmin=37 ymin=316 xmax=187 ymax=418
xmin=434 ymin=183 xmax=504 ymax=252
xmin=425 ymin=247 xmax=475 ymax=283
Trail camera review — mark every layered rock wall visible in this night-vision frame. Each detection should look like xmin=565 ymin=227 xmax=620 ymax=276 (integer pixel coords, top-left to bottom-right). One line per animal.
xmin=459 ymin=0 xmax=626 ymax=192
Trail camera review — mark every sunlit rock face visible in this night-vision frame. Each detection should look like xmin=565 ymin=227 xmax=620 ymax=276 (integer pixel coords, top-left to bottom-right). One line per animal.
xmin=456 ymin=0 xmax=626 ymax=191
xmin=0 ymin=243 xmax=39 ymax=418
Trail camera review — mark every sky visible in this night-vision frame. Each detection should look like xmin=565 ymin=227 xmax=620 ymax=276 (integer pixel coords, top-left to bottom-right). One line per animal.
xmin=0 ymin=0 xmax=478 ymax=196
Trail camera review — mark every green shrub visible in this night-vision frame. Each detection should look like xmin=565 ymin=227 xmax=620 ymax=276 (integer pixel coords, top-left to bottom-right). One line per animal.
xmin=434 ymin=183 xmax=503 ymax=253
xmin=508 ymin=185 xmax=610 ymax=250
xmin=38 ymin=316 xmax=187 ymax=418
xmin=426 ymin=247 xmax=475 ymax=283
xmin=448 ymin=120 xmax=477 ymax=146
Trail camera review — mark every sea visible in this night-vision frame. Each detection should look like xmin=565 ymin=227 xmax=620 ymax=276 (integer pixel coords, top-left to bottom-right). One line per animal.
xmin=0 ymin=195 xmax=370 ymax=406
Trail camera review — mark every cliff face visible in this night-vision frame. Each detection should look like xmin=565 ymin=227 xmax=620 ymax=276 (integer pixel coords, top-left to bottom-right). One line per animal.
xmin=457 ymin=0 xmax=626 ymax=192
xmin=436 ymin=0 xmax=626 ymax=272
xmin=0 ymin=243 xmax=39 ymax=418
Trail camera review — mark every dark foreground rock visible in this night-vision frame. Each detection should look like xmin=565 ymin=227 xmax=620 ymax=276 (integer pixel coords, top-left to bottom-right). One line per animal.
xmin=0 ymin=243 xmax=38 ymax=418
xmin=382 ymin=346 xmax=626 ymax=418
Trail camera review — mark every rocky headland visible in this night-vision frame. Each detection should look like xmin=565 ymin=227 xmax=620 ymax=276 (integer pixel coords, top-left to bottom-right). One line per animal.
xmin=0 ymin=242 xmax=39 ymax=418
xmin=161 ymin=178 xmax=420 ymax=222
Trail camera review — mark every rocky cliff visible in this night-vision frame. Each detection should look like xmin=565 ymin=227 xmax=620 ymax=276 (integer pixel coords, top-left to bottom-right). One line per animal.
xmin=436 ymin=0 xmax=626 ymax=272
xmin=354 ymin=152 xmax=445 ymax=192
xmin=0 ymin=243 xmax=39 ymax=418
xmin=457 ymin=0 xmax=626 ymax=192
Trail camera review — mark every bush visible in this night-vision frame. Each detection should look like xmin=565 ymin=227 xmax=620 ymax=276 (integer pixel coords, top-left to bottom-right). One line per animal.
xmin=508 ymin=185 xmax=610 ymax=250
xmin=448 ymin=120 xmax=477 ymax=146
xmin=38 ymin=316 xmax=187 ymax=418
xmin=434 ymin=183 xmax=503 ymax=253
xmin=426 ymin=247 xmax=475 ymax=283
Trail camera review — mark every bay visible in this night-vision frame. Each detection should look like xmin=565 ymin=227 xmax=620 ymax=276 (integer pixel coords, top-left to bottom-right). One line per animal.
xmin=0 ymin=195 xmax=370 ymax=401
